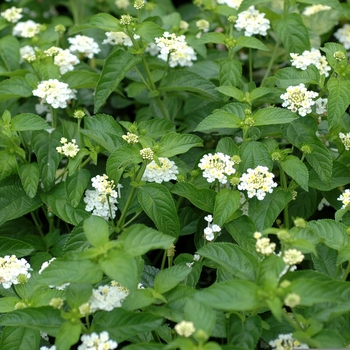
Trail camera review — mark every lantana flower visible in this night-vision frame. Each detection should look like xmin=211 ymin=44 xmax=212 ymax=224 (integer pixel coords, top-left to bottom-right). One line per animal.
xmin=13 ymin=19 xmax=41 ymax=38
xmin=334 ymin=24 xmax=350 ymax=49
xmin=235 ymin=6 xmax=270 ymax=37
xmin=68 ymin=35 xmax=101 ymax=59
xmin=0 ymin=255 xmax=32 ymax=289
xmin=1 ymin=6 xmax=23 ymax=23
xmin=269 ymin=333 xmax=309 ymax=350
xmin=56 ymin=138 xmax=80 ymax=158
xmin=78 ymin=331 xmax=118 ymax=350
xmin=217 ymin=0 xmax=242 ymax=10
xmin=141 ymin=157 xmax=179 ymax=183
xmin=337 ymin=188 xmax=350 ymax=209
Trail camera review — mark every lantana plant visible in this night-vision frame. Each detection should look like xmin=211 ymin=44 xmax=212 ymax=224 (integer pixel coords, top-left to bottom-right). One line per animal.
xmin=1 ymin=0 xmax=350 ymax=349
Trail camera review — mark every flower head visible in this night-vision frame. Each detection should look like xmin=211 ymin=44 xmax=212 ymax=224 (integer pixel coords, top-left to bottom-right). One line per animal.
xmin=280 ymin=83 xmax=318 ymax=117
xmin=103 ymin=32 xmax=132 ymax=46
xmin=334 ymin=24 xmax=350 ymax=49
xmin=339 ymin=132 xmax=350 ymax=151
xmin=56 ymin=138 xmax=79 ymax=158
xmin=68 ymin=35 xmax=100 ymax=59
xmin=238 ymin=166 xmax=277 ymax=200
xmin=174 ymin=321 xmax=196 ymax=337
xmin=302 ymin=4 xmax=331 ymax=16
xmin=203 ymin=215 xmax=221 ymax=241
xmin=284 ymin=293 xmax=301 ymax=308
xmin=337 ymin=188 xmax=350 ymax=209
xmin=315 ymin=97 xmax=327 ymax=115
xmin=235 ymin=6 xmax=270 ymax=37
xmin=140 ymin=148 xmax=154 ymax=160
xmin=254 ymin=232 xmax=276 ymax=256
xmin=283 ymin=249 xmax=304 ymax=265
xmin=122 ymin=132 xmax=139 ymax=144
xmin=217 ymin=0 xmax=243 ymax=10
xmin=1 ymin=6 xmax=23 ymax=23
xmin=13 ymin=20 xmax=41 ymax=38
xmin=134 ymin=0 xmax=145 ymax=9
xmin=198 ymin=152 xmax=236 ymax=184
xmin=142 ymin=157 xmax=179 ymax=183
xmin=52 ymin=48 xmax=80 ymax=74
xmin=78 ymin=331 xmax=118 ymax=350
xmin=115 ymin=0 xmax=130 ymax=9
xmin=0 ymin=255 xmax=32 ymax=289
xmin=269 ymin=333 xmax=309 ymax=350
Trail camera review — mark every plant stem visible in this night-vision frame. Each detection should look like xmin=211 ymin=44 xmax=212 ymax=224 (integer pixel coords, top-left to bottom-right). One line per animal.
xmin=279 ymin=165 xmax=290 ymax=229
xmin=342 ymin=261 xmax=350 ymax=281
xmin=161 ymin=249 xmax=167 ymax=270
xmin=260 ymin=38 xmax=280 ymax=87
xmin=249 ymin=48 xmax=253 ymax=82
xmin=30 ymin=211 xmax=45 ymax=239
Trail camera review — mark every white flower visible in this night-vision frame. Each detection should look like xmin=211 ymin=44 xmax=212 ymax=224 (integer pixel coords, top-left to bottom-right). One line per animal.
xmin=174 ymin=321 xmax=196 ymax=337
xmin=334 ymin=24 xmax=350 ymax=49
xmin=318 ymin=197 xmax=330 ymax=211
xmin=198 ymin=152 xmax=236 ymax=184
xmin=193 ymin=254 xmax=200 ymax=261
xmin=217 ymin=0 xmax=243 ymax=9
xmin=284 ymin=293 xmax=301 ymax=308
xmin=38 ymin=258 xmax=69 ymax=290
xmin=235 ymin=6 xmax=270 ymax=37
xmin=68 ymin=35 xmax=101 ymax=59
xmin=0 ymin=255 xmax=32 ymax=289
xmin=103 ymin=31 xmax=133 ymax=46
xmin=78 ymin=331 xmax=118 ymax=350
xmin=283 ymin=249 xmax=304 ymax=265
xmin=141 ymin=157 xmax=179 ymax=183
xmin=152 ymin=32 xmax=197 ymax=67
xmin=52 ymin=48 xmax=80 ymax=74
xmin=13 ymin=20 xmax=41 ymax=38
xmin=115 ymin=0 xmax=130 ymax=9
xmin=337 ymin=188 xmax=350 ymax=209
xmin=269 ymin=333 xmax=309 ymax=350
xmin=203 ymin=216 xmax=221 ymax=241
xmin=238 ymin=165 xmax=277 ymax=200
xmin=339 ymin=132 xmax=350 ymax=151
xmin=88 ymin=281 xmax=129 ymax=312
xmin=290 ymin=48 xmax=331 ymax=77
xmin=33 ymin=79 xmax=76 ymax=109
xmin=280 ymin=83 xmax=318 ymax=117
xmin=1 ymin=6 xmax=23 ymax=23
xmin=140 ymin=147 xmax=154 ymax=160
xmin=196 ymin=19 xmax=210 ymax=32
xmin=315 ymin=97 xmax=327 ymax=115
xmin=40 ymin=346 xmax=56 ymax=350
xmin=255 ymin=234 xmax=276 ymax=256
xmin=19 ymin=45 xmax=36 ymax=63
xmin=56 ymin=138 xmax=79 ymax=158
xmin=122 ymin=132 xmax=139 ymax=144
xmin=302 ymin=4 xmax=331 ymax=16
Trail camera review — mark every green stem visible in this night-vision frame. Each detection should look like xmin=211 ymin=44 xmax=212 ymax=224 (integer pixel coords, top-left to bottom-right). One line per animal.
xmin=279 ymin=165 xmax=290 ymax=229
xmin=342 ymin=260 xmax=350 ymax=281
xmin=249 ymin=48 xmax=253 ymax=83
xmin=160 ymin=249 xmax=167 ymax=270
xmin=79 ymin=156 xmax=92 ymax=169
xmin=282 ymin=309 xmax=302 ymax=331
xmin=30 ymin=211 xmax=45 ymax=239
xmin=51 ymin=107 xmax=57 ymax=129
xmin=260 ymin=38 xmax=280 ymax=87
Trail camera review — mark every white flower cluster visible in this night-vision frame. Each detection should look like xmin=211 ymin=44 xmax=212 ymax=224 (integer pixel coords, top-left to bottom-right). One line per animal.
xmin=174 ymin=321 xmax=196 ymax=337
xmin=302 ymin=4 xmax=331 ymax=16
xmin=283 ymin=249 xmax=304 ymax=265
xmin=38 ymin=257 xmax=70 ymax=290
xmin=334 ymin=24 xmax=350 ymax=49
xmin=337 ymin=189 xmax=350 ymax=209
xmin=198 ymin=152 xmax=236 ymax=184
xmin=254 ymin=232 xmax=276 ymax=256
xmin=269 ymin=333 xmax=309 ymax=350
xmin=1 ymin=6 xmax=23 ymax=23
xmin=217 ymin=0 xmax=242 ymax=10
xmin=151 ymin=32 xmax=197 ymax=67
xmin=78 ymin=331 xmax=118 ymax=350
xmin=56 ymin=138 xmax=79 ymax=158
xmin=141 ymin=157 xmax=179 ymax=183
xmin=40 ymin=346 xmax=56 ymax=350
xmin=196 ymin=19 xmax=210 ymax=33
xmin=32 ymin=79 xmax=76 ymax=109
xmin=103 ymin=31 xmax=132 ymax=46
xmin=203 ymin=215 xmax=221 ymax=241
xmin=339 ymin=132 xmax=350 ymax=151
xmin=140 ymin=147 xmax=154 ymax=160
xmin=315 ymin=97 xmax=327 ymax=115
xmin=68 ymin=35 xmax=101 ymax=59
xmin=0 ymin=255 xmax=32 ymax=289
xmin=52 ymin=48 xmax=80 ymax=74
xmin=290 ymin=48 xmax=331 ymax=77
xmin=235 ymin=6 xmax=270 ymax=37
xmin=13 ymin=19 xmax=41 ymax=38
xmin=84 ymin=175 xmax=121 ymax=220
xmin=238 ymin=166 xmax=277 ymax=200
xmin=115 ymin=0 xmax=130 ymax=9
xmin=280 ymin=83 xmax=318 ymax=117
xmin=20 ymin=45 xmax=36 ymax=63
xmin=88 ymin=281 xmax=129 ymax=312
xmin=122 ymin=132 xmax=139 ymax=144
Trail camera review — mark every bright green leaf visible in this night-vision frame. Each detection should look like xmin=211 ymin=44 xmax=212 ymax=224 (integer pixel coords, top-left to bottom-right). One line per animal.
xmin=83 ymin=215 xmax=110 ymax=247
xmin=154 ymin=265 xmax=192 ymax=294
xmin=18 ymin=163 xmax=40 ymax=198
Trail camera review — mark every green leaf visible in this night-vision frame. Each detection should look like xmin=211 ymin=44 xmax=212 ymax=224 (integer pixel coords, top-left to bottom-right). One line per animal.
xmin=18 ymin=163 xmax=40 ymax=198
xmin=239 ymin=141 xmax=273 ymax=172
xmin=321 ymin=42 xmax=347 ymax=70
xmin=337 ymin=244 xmax=350 ymax=265
xmin=219 ymin=59 xmax=242 ymax=87
xmin=279 ymin=155 xmax=309 ymax=191
xmin=93 ymin=308 xmax=164 ymax=343
xmin=159 ymin=71 xmax=220 ymax=99
xmin=327 ymin=78 xmax=350 ymax=130
xmin=32 ymin=130 xmax=61 ymax=190
xmin=81 ymin=114 xmax=124 ymax=153
xmin=272 ymin=13 xmax=310 ymax=54
xmin=94 ymin=50 xmax=142 ymax=113
xmin=235 ymin=36 xmax=269 ymax=51
xmin=122 ymin=344 xmax=164 ymax=350
xmin=66 ymin=168 xmax=90 ymax=207
xmin=157 ymin=133 xmax=203 ymax=158
xmin=99 ymin=249 xmax=138 ymax=290
xmin=248 ymin=189 xmax=293 ymax=231
xmin=62 ymin=223 xmax=90 ymax=254
xmin=0 ymin=77 xmax=33 ymax=101
xmin=227 ymin=315 xmax=262 ymax=349
xmin=69 ymin=13 xmax=122 ymax=34
xmin=138 ymin=119 xmax=175 ymax=139
xmin=282 ymin=117 xmax=333 ymax=183
xmin=198 ymin=32 xmax=226 ymax=44
xmin=308 ymin=219 xmax=350 ymax=251
xmin=11 ymin=113 xmax=50 ymax=132
xmin=0 ymin=327 xmax=40 ymax=350
xmin=154 ymin=265 xmax=192 ymax=294
xmin=171 ymin=182 xmax=216 ymax=212
xmin=0 ymin=36 xmax=20 ymax=71
xmin=298 ymin=0 xmax=343 ymax=12
xmin=135 ymin=21 xmax=165 ymax=43
xmin=272 ymin=66 xmax=320 ymax=89
xmin=55 ymin=321 xmax=81 ymax=350
xmin=61 ymin=70 xmax=99 ymax=89
xmin=0 ymin=176 xmax=42 ymax=226
xmin=253 ymin=107 xmax=298 ymax=126
xmin=0 ymin=307 xmax=63 ymax=337
xmin=195 ymin=110 xmax=241 ymax=132
xmin=0 ymin=297 xmax=19 ymax=313
xmin=194 ymin=280 xmax=261 ymax=311
xmin=0 ymin=151 xmax=18 ymax=181
xmin=83 ymin=215 xmax=110 ymax=247
xmin=213 ymin=189 xmax=240 ymax=226
xmin=138 ymin=183 xmax=180 ymax=238
xmin=197 ymin=243 xmax=259 ymax=281
xmin=41 ymin=182 xmax=90 ymax=226
xmin=0 ymin=236 xmax=34 ymax=257
xmin=312 ymin=244 xmax=339 ymax=279
xmin=65 ymin=283 xmax=92 ymax=308
xmin=38 ymin=258 xmax=103 ymax=286
xmin=118 ymin=224 xmax=175 ymax=257
xmin=216 ymin=86 xmax=244 ymax=101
